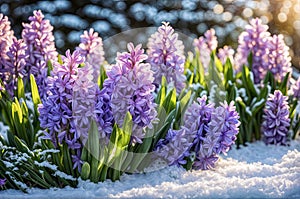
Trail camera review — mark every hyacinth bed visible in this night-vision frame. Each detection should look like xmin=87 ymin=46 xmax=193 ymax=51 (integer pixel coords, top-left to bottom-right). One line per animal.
xmin=0 ymin=10 xmax=299 ymax=197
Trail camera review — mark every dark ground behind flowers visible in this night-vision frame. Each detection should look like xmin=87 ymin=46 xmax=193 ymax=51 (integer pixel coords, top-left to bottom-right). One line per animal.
xmin=1 ymin=0 xmax=300 ymax=68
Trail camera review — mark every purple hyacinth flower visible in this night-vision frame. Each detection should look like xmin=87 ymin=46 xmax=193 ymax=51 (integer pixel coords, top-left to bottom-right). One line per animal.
xmin=266 ymin=34 xmax=292 ymax=82
xmin=0 ymin=13 xmax=15 ymax=91
xmin=147 ymin=22 xmax=186 ymax=94
xmin=292 ymin=77 xmax=300 ymax=100
xmin=22 ymin=10 xmax=58 ymax=98
xmin=155 ymin=129 xmax=193 ymax=166
xmin=0 ymin=178 xmax=6 ymax=186
xmin=3 ymin=38 xmax=28 ymax=96
xmin=183 ymin=95 xmax=214 ymax=152
xmin=235 ymin=18 xmax=270 ymax=83
xmin=39 ymin=49 xmax=84 ymax=170
xmin=262 ymin=90 xmax=290 ymax=145
xmin=72 ymin=149 xmax=83 ymax=172
xmin=193 ymin=28 xmax=218 ymax=70
xmin=77 ymin=28 xmax=105 ymax=81
xmin=103 ymin=42 xmax=157 ymax=144
xmin=73 ymin=62 xmax=114 ymax=144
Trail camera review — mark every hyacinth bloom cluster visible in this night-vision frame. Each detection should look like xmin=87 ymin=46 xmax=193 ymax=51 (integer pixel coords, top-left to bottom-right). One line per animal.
xmin=147 ymin=22 xmax=186 ymax=94
xmin=292 ymin=78 xmax=300 ymax=100
xmin=77 ymin=28 xmax=105 ymax=81
xmin=0 ymin=13 xmax=14 ymax=66
xmin=155 ymin=96 xmax=240 ymax=170
xmin=103 ymin=43 xmax=157 ymax=144
xmin=266 ymin=35 xmax=292 ymax=82
xmin=217 ymin=45 xmax=235 ymax=65
xmin=22 ymin=10 xmax=58 ymax=98
xmin=235 ymin=18 xmax=270 ymax=83
xmin=73 ymin=63 xmax=114 ymax=143
xmin=193 ymin=29 xmax=218 ymax=70
xmin=39 ymin=50 xmax=85 ymax=170
xmin=262 ymin=90 xmax=290 ymax=145
xmin=235 ymin=18 xmax=292 ymax=83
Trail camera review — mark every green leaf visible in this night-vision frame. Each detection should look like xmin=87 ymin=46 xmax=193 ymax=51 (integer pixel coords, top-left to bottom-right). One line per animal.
xmin=14 ymin=136 xmax=31 ymax=154
xmin=120 ymin=112 xmax=133 ymax=147
xmin=17 ymin=77 xmax=25 ymax=99
xmin=247 ymin=51 xmax=253 ymax=70
xmin=88 ymin=120 xmax=100 ymax=159
xmin=156 ymin=76 xmax=167 ymax=105
xmin=241 ymin=65 xmax=257 ymax=99
xmin=279 ymin=72 xmax=290 ymax=95
xmin=30 ymin=74 xmax=41 ymax=116
xmin=162 ymin=88 xmax=176 ymax=114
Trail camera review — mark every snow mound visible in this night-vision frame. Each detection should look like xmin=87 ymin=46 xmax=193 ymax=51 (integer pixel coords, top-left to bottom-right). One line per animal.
xmin=1 ymin=140 xmax=300 ymax=199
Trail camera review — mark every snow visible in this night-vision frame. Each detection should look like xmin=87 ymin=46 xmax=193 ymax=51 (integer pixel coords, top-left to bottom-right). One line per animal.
xmin=1 ymin=139 xmax=299 ymax=198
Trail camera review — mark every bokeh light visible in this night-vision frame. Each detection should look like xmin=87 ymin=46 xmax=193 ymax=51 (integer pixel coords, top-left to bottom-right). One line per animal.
xmin=0 ymin=0 xmax=299 ymax=68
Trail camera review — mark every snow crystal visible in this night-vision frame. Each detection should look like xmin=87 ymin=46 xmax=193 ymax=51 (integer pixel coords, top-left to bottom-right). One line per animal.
xmin=53 ymin=171 xmax=76 ymax=181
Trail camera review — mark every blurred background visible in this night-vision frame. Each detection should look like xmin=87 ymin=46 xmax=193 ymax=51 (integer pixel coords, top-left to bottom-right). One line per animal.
xmin=1 ymin=0 xmax=300 ymax=68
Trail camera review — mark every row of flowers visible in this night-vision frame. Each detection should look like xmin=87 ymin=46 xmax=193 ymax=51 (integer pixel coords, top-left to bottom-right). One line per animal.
xmin=0 ymin=10 xmax=299 ymax=191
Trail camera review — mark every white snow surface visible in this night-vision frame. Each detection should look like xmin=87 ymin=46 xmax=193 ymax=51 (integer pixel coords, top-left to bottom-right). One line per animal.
xmin=1 ymin=139 xmax=300 ymax=199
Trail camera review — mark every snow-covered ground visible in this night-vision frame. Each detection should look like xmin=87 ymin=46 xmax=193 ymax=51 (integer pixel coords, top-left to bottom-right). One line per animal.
xmin=1 ymin=139 xmax=300 ymax=199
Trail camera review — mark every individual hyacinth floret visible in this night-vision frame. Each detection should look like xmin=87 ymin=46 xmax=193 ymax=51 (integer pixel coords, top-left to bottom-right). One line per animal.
xmin=235 ymin=18 xmax=270 ymax=83
xmin=77 ymin=28 xmax=105 ymax=81
xmin=147 ymin=22 xmax=186 ymax=93
xmin=292 ymin=77 xmax=300 ymax=100
xmin=262 ymin=90 xmax=290 ymax=145
xmin=22 ymin=10 xmax=58 ymax=98
xmin=103 ymin=42 xmax=157 ymax=144
xmin=0 ymin=178 xmax=6 ymax=187
xmin=193 ymin=28 xmax=218 ymax=70
xmin=266 ymin=34 xmax=292 ymax=82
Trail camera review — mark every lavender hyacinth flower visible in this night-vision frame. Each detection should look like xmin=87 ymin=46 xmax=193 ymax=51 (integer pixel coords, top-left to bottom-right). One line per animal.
xmin=39 ymin=50 xmax=84 ymax=171
xmin=0 ymin=13 xmax=14 ymax=88
xmin=217 ymin=45 xmax=235 ymax=65
xmin=156 ymin=96 xmax=240 ymax=170
xmin=183 ymin=96 xmax=214 ymax=152
xmin=266 ymin=34 xmax=292 ymax=82
xmin=77 ymin=28 xmax=105 ymax=81
xmin=235 ymin=18 xmax=270 ymax=83
xmin=39 ymin=49 xmax=84 ymax=146
xmin=3 ymin=38 xmax=28 ymax=96
xmin=292 ymin=78 xmax=300 ymax=100
xmin=22 ymin=10 xmax=58 ymax=98
xmin=193 ymin=29 xmax=218 ymax=70
xmin=73 ymin=62 xmax=113 ymax=143
xmin=195 ymin=101 xmax=240 ymax=170
xmin=262 ymin=90 xmax=290 ymax=145
xmin=103 ymin=42 xmax=157 ymax=144
xmin=147 ymin=22 xmax=186 ymax=94
xmin=155 ymin=129 xmax=192 ymax=166
xmin=0 ymin=13 xmax=14 ymax=66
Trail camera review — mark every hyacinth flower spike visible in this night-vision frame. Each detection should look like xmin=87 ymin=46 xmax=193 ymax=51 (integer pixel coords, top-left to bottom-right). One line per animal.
xmin=77 ymin=28 xmax=105 ymax=81
xmin=22 ymin=10 xmax=58 ymax=98
xmin=147 ymin=22 xmax=186 ymax=94
xmin=262 ymin=90 xmax=290 ymax=145
xmin=103 ymin=42 xmax=157 ymax=144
